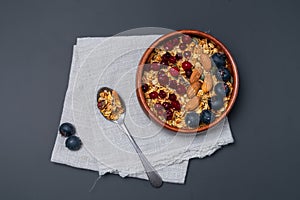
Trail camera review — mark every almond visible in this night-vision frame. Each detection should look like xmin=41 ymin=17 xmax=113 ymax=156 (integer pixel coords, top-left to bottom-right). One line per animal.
xmin=190 ymin=68 xmax=202 ymax=83
xmin=202 ymin=74 xmax=213 ymax=93
xmin=112 ymin=90 xmax=121 ymax=106
xmin=187 ymin=81 xmax=201 ymax=98
xmin=200 ymin=53 xmax=212 ymax=71
xmin=185 ymin=96 xmax=201 ymax=111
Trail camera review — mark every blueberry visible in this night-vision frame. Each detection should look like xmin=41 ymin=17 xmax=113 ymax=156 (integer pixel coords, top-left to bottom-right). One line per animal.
xmin=214 ymin=82 xmax=231 ymax=97
xmin=217 ymin=68 xmax=231 ymax=82
xmin=59 ymin=122 xmax=76 ymax=137
xmin=185 ymin=112 xmax=200 ymax=128
xmin=208 ymin=96 xmax=224 ymax=110
xmin=214 ymin=83 xmax=225 ymax=96
xmin=212 ymin=53 xmax=226 ymax=68
xmin=65 ymin=136 xmax=82 ymax=151
xmin=200 ymin=110 xmax=215 ymax=125
xmin=224 ymin=84 xmax=230 ymax=96
xmin=222 ymin=68 xmax=231 ymax=82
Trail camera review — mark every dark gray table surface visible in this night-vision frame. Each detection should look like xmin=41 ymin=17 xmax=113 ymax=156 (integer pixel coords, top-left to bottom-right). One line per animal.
xmin=1 ymin=0 xmax=299 ymax=199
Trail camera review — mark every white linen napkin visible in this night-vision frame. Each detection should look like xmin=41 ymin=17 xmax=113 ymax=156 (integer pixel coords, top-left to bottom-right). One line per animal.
xmin=51 ymin=35 xmax=234 ymax=184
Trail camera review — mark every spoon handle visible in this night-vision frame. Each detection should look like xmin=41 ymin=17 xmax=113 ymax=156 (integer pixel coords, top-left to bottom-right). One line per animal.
xmin=118 ymin=123 xmax=163 ymax=188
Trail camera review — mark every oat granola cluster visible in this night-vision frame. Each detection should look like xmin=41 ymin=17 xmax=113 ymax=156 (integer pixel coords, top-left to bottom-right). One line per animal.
xmin=97 ymin=89 xmax=124 ymax=121
xmin=141 ymin=34 xmax=233 ymax=129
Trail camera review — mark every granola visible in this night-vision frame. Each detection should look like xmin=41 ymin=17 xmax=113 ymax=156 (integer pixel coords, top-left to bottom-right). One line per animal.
xmin=141 ymin=34 xmax=233 ymax=129
xmin=97 ymin=88 xmax=124 ymax=121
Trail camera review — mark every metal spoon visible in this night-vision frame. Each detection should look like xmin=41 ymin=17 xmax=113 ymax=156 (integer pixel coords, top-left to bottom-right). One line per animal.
xmin=97 ymin=87 xmax=163 ymax=188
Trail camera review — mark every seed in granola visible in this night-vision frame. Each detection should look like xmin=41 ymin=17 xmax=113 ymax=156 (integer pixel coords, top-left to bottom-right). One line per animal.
xmin=158 ymin=90 xmax=167 ymax=98
xmin=182 ymin=35 xmax=192 ymax=44
xmin=149 ymin=91 xmax=158 ymax=99
xmin=200 ymin=73 xmax=205 ymax=81
xmin=182 ymin=61 xmax=193 ymax=70
xmin=170 ymin=66 xmax=180 ymax=77
xmin=176 ymin=84 xmax=186 ymax=95
xmin=142 ymin=84 xmax=149 ymax=92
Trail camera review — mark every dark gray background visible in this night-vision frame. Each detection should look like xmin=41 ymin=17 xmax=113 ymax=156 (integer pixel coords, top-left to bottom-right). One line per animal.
xmin=0 ymin=0 xmax=299 ymax=199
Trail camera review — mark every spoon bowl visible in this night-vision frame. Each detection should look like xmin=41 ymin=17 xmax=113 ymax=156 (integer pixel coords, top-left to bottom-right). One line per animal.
xmin=96 ymin=87 xmax=163 ymax=188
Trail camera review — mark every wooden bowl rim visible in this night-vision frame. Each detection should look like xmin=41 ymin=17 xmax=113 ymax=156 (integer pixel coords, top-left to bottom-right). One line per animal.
xmin=136 ymin=30 xmax=239 ymax=133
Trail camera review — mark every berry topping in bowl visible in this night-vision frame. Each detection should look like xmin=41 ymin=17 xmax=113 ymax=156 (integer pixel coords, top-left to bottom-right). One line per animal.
xmin=185 ymin=112 xmax=200 ymax=128
xmin=168 ymin=93 xmax=177 ymax=101
xmin=182 ymin=61 xmax=193 ymax=70
xmin=142 ymin=84 xmax=149 ymax=92
xmin=169 ymin=67 xmax=180 ymax=77
xmin=176 ymin=84 xmax=186 ymax=95
xmin=158 ymin=90 xmax=167 ymax=98
xmin=212 ymin=53 xmax=226 ymax=68
xmin=149 ymin=91 xmax=159 ymax=99
xmin=200 ymin=110 xmax=215 ymax=125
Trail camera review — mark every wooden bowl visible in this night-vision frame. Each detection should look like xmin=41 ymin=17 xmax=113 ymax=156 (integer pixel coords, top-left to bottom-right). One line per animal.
xmin=136 ymin=30 xmax=239 ymax=133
